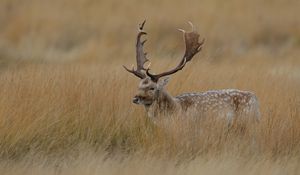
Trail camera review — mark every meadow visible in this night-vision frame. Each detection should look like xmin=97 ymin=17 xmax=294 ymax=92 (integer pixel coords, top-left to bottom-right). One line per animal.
xmin=0 ymin=0 xmax=300 ymax=174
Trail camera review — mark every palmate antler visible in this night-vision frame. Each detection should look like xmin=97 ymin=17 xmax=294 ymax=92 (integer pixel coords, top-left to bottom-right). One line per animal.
xmin=146 ymin=22 xmax=205 ymax=82
xmin=124 ymin=21 xmax=204 ymax=82
xmin=123 ymin=20 xmax=149 ymax=79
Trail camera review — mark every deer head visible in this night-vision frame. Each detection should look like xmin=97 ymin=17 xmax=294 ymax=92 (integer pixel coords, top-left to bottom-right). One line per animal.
xmin=132 ymin=77 xmax=170 ymax=106
xmin=123 ymin=20 xmax=204 ymax=107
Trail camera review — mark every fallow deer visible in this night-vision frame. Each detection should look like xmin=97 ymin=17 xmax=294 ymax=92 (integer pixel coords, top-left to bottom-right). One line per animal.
xmin=124 ymin=21 xmax=260 ymax=126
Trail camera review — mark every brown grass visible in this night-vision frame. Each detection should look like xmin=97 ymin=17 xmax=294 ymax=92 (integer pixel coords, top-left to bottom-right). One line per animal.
xmin=0 ymin=0 xmax=300 ymax=174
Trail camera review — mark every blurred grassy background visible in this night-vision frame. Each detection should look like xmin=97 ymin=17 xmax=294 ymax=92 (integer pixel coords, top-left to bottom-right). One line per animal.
xmin=0 ymin=0 xmax=299 ymax=64
xmin=0 ymin=0 xmax=300 ymax=175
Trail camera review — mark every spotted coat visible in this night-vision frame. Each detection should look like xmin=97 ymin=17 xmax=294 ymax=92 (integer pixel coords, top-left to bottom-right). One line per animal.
xmin=175 ymin=89 xmax=261 ymax=124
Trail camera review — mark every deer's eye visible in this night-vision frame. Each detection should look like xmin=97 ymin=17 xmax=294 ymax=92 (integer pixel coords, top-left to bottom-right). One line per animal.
xmin=149 ymin=87 xmax=155 ymax=91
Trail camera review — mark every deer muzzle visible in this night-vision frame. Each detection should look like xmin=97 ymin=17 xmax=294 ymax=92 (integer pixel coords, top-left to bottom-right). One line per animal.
xmin=132 ymin=96 xmax=140 ymax=104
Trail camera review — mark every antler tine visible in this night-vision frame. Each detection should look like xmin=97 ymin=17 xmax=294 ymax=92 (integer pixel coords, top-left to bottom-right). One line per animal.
xmin=177 ymin=28 xmax=186 ymax=33
xmin=188 ymin=21 xmax=194 ymax=31
xmin=139 ymin=20 xmax=146 ymax=31
xmin=177 ymin=21 xmax=194 ymax=33
xmin=123 ymin=20 xmax=149 ymax=79
xmin=147 ymin=22 xmax=204 ymax=82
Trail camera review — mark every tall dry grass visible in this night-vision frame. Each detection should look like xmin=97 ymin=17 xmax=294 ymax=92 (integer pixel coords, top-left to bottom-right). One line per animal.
xmin=0 ymin=60 xmax=299 ymax=174
xmin=0 ymin=0 xmax=300 ymax=174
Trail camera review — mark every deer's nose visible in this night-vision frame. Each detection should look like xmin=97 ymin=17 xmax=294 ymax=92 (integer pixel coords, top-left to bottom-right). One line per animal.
xmin=132 ymin=97 xmax=139 ymax=104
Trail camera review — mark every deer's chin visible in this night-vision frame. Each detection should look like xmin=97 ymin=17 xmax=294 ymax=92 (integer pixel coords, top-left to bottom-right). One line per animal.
xmin=143 ymin=101 xmax=153 ymax=107
xmin=144 ymin=104 xmax=152 ymax=107
xmin=133 ymin=100 xmax=152 ymax=106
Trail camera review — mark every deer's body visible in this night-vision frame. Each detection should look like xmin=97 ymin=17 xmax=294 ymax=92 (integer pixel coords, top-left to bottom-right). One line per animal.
xmin=176 ymin=89 xmax=260 ymax=121
xmin=137 ymin=78 xmax=260 ymax=125
xmin=124 ymin=21 xmax=260 ymax=125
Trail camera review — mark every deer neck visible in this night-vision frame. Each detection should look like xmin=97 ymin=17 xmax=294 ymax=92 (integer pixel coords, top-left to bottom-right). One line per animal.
xmin=145 ymin=89 xmax=178 ymax=118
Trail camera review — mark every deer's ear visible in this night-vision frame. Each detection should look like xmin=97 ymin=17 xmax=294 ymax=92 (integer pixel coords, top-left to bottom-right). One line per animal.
xmin=158 ymin=77 xmax=170 ymax=89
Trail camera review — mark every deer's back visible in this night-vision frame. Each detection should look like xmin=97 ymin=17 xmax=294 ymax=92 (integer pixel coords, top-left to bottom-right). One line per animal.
xmin=175 ymin=89 xmax=260 ymax=121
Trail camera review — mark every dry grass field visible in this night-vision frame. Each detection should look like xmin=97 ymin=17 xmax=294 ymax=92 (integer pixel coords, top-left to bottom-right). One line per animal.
xmin=0 ymin=0 xmax=300 ymax=174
